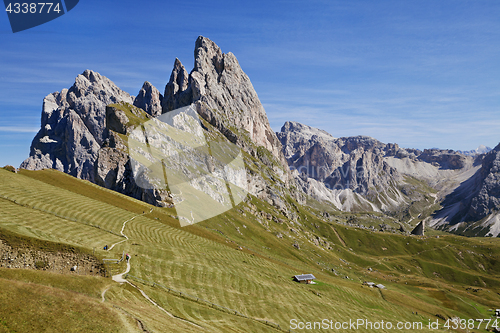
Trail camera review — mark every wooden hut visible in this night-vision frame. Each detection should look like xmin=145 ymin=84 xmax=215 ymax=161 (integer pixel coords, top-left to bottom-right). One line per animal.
xmin=293 ymin=274 xmax=316 ymax=284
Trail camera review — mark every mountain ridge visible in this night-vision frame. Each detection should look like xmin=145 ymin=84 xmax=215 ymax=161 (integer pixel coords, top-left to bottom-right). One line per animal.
xmin=19 ymin=37 xmax=499 ymax=237
xmin=278 ymin=120 xmax=500 ymax=236
xmin=20 ymin=36 xmax=300 ymax=217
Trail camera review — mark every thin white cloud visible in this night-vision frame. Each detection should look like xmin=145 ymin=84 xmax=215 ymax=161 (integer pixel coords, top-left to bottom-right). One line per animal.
xmin=0 ymin=126 xmax=39 ymax=133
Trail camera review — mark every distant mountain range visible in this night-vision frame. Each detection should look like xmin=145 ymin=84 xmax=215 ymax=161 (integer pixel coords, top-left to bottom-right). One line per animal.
xmin=278 ymin=121 xmax=500 ymax=236
xmin=457 ymin=145 xmax=492 ymax=156
xmin=20 ymin=36 xmax=500 ymax=237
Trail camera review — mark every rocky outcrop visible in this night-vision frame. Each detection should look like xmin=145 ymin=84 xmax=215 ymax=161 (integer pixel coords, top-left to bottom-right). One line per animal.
xmin=431 ymin=144 xmax=500 ymax=231
xmin=279 ymin=121 xmax=336 ymax=160
xmin=163 ymin=58 xmax=190 ymax=111
xmin=133 ymin=81 xmax=163 ymax=117
xmin=20 ymin=70 xmax=171 ymax=206
xmin=20 ymin=87 xmax=104 ymax=181
xmin=158 ymin=36 xmax=302 ymax=210
xmin=468 ymin=145 xmax=500 ymax=219
xmin=65 ymin=70 xmax=134 ymax=145
xmin=411 ymin=221 xmax=425 ymax=236
xmin=417 ymin=149 xmax=471 ymax=170
xmin=20 ymin=70 xmax=134 ymax=181
xmin=384 ymin=143 xmax=421 ymax=160
xmin=163 ymin=36 xmax=289 ymax=179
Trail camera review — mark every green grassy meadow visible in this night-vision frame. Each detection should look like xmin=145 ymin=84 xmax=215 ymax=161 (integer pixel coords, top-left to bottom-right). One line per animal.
xmin=0 ymin=168 xmax=499 ymax=332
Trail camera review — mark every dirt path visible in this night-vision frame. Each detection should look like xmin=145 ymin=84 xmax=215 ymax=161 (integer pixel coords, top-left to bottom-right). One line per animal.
xmin=455 ymin=295 xmax=482 ymax=316
xmin=112 ymin=261 xmax=131 ymax=283
xmin=101 ymin=260 xmax=130 ymax=302
xmin=108 ymin=208 xmax=152 ymax=251
xmin=108 ymin=258 xmax=202 ymax=328
xmin=101 ymin=286 xmax=111 ymax=302
xmin=101 ymin=209 xmax=203 ymax=329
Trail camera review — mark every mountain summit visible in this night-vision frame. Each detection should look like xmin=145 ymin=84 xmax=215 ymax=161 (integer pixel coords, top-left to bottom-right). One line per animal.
xmin=20 ymin=69 xmax=134 ymax=181
xmin=163 ymin=36 xmax=288 ymax=173
xmin=20 ymin=37 xmax=295 ymax=213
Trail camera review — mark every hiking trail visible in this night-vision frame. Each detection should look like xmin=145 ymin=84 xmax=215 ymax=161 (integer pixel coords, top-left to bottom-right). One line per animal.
xmin=101 ymin=208 xmax=203 ymax=329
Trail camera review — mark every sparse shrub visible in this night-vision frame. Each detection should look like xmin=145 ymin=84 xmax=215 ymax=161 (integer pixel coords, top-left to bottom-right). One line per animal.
xmin=35 ymin=260 xmax=48 ymax=269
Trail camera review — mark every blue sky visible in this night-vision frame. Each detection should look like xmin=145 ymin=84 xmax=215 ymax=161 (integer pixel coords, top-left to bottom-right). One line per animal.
xmin=1 ymin=0 xmax=499 ymax=167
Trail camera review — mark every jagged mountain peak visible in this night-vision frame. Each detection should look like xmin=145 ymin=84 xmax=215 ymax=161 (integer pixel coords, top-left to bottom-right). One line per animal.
xmin=18 ymin=41 xmax=499 ymax=237
xmin=133 ymin=81 xmax=163 ymax=117
xmin=278 ymin=121 xmax=497 ymax=225
xmin=81 ymin=69 xmax=105 ymax=83
xmin=278 ymin=122 xmax=385 ymax=161
xmin=64 ymin=69 xmax=134 ymax=145
xmin=163 ymin=36 xmax=289 ymax=174
xmin=430 ymin=141 xmax=500 ymax=236
xmin=194 ymin=35 xmax=225 ymax=73
xmin=278 ymin=121 xmax=404 ymax=212
xmin=278 ymin=121 xmax=337 ymax=160
xmin=163 ymin=58 xmax=190 ymax=112
xmin=281 ymin=121 xmax=335 ymax=139
xmin=20 ymin=37 xmax=297 ymax=211
xmin=68 ymin=69 xmax=132 ymax=103
xmin=336 ymin=135 xmax=384 ymax=152
xmin=171 ymin=58 xmax=188 ymax=86
xmin=20 ymin=69 xmax=134 ymax=180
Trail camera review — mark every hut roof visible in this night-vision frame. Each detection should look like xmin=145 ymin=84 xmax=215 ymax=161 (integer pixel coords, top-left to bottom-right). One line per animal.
xmin=294 ymin=274 xmax=316 ymax=281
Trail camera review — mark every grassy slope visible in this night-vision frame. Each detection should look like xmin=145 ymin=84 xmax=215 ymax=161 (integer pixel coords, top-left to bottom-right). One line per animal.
xmin=0 ymin=168 xmax=499 ymax=332
xmin=0 ymin=269 xmax=135 ymax=333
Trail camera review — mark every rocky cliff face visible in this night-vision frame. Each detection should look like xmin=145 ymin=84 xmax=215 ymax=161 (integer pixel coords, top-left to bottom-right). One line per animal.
xmin=278 ymin=121 xmax=405 ymax=212
xmin=20 ymin=70 xmax=134 ymax=181
xmin=163 ymin=36 xmax=289 ymax=180
xmin=430 ymin=144 xmax=500 ymax=236
xmin=417 ymin=149 xmax=471 ymax=170
xmin=20 ymin=37 xmax=297 ymax=213
xmin=469 ymin=145 xmax=500 ymax=220
xmin=20 ymin=70 xmax=171 ymax=206
xmin=160 ymin=36 xmax=297 ymax=211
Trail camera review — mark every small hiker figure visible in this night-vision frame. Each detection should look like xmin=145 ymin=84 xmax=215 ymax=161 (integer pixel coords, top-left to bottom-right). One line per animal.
xmin=125 ymin=253 xmax=130 ymax=262
xmin=104 ymin=245 xmax=108 ymax=250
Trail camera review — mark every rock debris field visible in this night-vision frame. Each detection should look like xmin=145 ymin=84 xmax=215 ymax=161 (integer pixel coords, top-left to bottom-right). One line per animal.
xmin=0 ymin=239 xmax=105 ymax=276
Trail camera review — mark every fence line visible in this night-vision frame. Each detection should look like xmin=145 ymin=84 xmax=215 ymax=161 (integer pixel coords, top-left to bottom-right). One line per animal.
xmin=125 ymin=274 xmax=287 ymax=332
xmin=102 ymin=251 xmax=125 ymax=263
